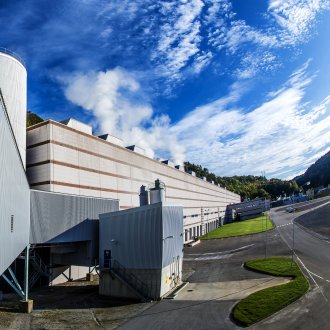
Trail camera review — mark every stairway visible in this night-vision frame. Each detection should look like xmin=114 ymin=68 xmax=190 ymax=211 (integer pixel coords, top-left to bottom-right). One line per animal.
xmin=20 ymin=248 xmax=50 ymax=289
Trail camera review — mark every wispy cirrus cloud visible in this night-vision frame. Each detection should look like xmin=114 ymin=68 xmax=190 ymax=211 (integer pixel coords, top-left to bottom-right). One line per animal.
xmin=2 ymin=0 xmax=329 ymax=93
xmin=62 ymin=62 xmax=330 ymax=179
xmin=268 ymin=0 xmax=330 ymax=44
xmin=172 ymin=61 xmax=330 ymax=178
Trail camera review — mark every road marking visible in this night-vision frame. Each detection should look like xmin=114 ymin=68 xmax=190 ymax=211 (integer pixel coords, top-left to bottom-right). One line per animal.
xmin=308 ymin=270 xmax=324 ymax=280
xmin=184 ymin=254 xmax=232 ymax=261
xmin=275 ymin=218 xmax=330 ymax=303
xmin=277 ymin=223 xmax=292 ymax=228
xmin=294 ymin=255 xmax=319 ymax=288
xmin=295 ymin=255 xmax=329 ymax=303
xmin=185 ymin=243 xmax=256 ymax=256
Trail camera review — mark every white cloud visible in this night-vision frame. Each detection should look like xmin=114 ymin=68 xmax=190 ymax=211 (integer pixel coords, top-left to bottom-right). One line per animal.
xmin=152 ymin=0 xmax=204 ymax=82
xmin=63 ymin=67 xmax=185 ymax=164
xmin=268 ymin=0 xmax=330 ymax=44
xmin=235 ymin=51 xmax=280 ymax=79
xmin=172 ymin=62 xmax=330 ymax=178
xmin=62 ymin=63 xmax=330 ymax=179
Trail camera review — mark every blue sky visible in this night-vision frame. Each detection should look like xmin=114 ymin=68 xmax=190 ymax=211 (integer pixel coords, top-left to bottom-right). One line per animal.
xmin=1 ymin=0 xmax=330 ymax=179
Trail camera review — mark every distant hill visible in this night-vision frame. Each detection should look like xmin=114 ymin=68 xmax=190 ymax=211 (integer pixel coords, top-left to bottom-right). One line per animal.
xmin=27 ymin=111 xmax=43 ymax=127
xmin=184 ymin=162 xmax=299 ymax=200
xmin=295 ymin=150 xmax=330 ymax=188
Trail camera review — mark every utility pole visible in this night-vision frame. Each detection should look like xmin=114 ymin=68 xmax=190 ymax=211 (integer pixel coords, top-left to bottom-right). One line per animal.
xmin=291 ymin=208 xmax=295 ymax=265
xmin=265 ymin=211 xmax=268 ymax=258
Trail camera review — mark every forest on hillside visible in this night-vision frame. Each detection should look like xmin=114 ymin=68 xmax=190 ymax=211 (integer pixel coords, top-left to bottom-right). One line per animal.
xmin=184 ymin=162 xmax=299 ymax=201
xmin=26 ymin=111 xmax=43 ymax=127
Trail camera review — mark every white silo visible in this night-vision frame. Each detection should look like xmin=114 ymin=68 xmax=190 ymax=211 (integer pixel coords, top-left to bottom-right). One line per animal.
xmin=0 ymin=49 xmax=27 ymax=167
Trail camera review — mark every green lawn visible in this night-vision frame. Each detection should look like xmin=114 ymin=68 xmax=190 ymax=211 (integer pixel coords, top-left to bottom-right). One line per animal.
xmin=201 ymin=215 xmax=273 ymax=240
xmin=232 ymin=257 xmax=309 ymax=327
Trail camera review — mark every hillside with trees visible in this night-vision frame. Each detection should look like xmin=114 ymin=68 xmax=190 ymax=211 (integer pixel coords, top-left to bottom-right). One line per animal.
xmin=184 ymin=162 xmax=299 ymax=201
xmin=27 ymin=111 xmax=43 ymax=127
xmin=295 ymin=150 xmax=330 ymax=188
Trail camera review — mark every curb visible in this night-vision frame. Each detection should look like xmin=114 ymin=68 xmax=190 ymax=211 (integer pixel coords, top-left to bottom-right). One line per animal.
xmin=163 ymin=282 xmax=189 ymax=300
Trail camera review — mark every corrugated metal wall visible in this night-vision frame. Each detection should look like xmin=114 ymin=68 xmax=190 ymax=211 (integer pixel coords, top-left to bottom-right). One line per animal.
xmin=30 ymin=190 xmax=119 ymax=244
xmin=100 ymin=203 xmax=163 ymax=269
xmin=99 ymin=203 xmax=183 ymax=270
xmin=162 ymin=205 xmax=184 ymax=268
xmin=0 ymin=94 xmax=30 ymax=276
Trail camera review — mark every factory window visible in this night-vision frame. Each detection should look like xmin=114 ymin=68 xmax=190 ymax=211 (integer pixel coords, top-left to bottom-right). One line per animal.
xmin=10 ymin=215 xmax=14 ymax=233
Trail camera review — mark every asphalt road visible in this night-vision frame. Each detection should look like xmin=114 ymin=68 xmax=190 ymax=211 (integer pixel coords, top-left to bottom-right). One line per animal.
xmin=120 ymin=221 xmax=291 ymax=330
xmin=120 ymin=198 xmax=330 ymax=330
xmin=253 ymin=199 xmax=330 ymax=330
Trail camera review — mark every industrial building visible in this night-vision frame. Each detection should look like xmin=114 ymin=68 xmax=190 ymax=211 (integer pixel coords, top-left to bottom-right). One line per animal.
xmin=26 ymin=117 xmax=240 ymax=242
xmin=0 ymin=49 xmax=240 ymax=309
xmin=99 ymin=202 xmax=183 ymax=300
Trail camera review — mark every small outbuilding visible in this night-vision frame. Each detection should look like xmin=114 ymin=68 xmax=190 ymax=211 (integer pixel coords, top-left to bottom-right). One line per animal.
xmin=99 ymin=202 xmax=183 ymax=300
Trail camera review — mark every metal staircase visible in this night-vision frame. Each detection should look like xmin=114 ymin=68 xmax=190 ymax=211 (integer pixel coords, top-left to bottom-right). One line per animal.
xmin=20 ymin=248 xmax=50 ymax=289
xmin=111 ymin=260 xmax=151 ymax=301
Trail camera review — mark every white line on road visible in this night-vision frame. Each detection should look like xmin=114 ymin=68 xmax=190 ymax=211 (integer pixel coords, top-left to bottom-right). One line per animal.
xmin=295 ymin=254 xmax=329 ymax=303
xmin=185 ymin=243 xmax=256 ymax=256
xmin=308 ymin=270 xmax=324 ymax=280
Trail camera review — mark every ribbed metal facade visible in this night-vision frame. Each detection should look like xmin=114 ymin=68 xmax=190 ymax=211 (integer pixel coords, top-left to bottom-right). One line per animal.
xmin=100 ymin=203 xmax=162 ymax=269
xmin=99 ymin=202 xmax=183 ymax=269
xmin=0 ymin=52 xmax=27 ymax=167
xmin=162 ymin=206 xmax=184 ymax=268
xmin=0 ymin=93 xmax=30 ymax=276
xmin=30 ymin=190 xmax=119 ymax=244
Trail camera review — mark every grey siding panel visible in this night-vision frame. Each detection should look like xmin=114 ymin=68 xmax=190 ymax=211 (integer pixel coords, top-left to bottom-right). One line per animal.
xmin=30 ymin=190 xmax=119 ymax=244
xmin=0 ymin=97 xmax=30 ymax=275
xmin=162 ymin=205 xmax=184 ymax=268
xmin=100 ymin=203 xmax=163 ymax=269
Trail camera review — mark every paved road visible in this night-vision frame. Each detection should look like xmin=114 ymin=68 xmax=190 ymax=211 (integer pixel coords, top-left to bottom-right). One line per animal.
xmin=253 ymin=200 xmax=330 ymax=330
xmin=120 ymin=198 xmax=330 ymax=330
xmin=120 ymin=221 xmax=290 ymax=330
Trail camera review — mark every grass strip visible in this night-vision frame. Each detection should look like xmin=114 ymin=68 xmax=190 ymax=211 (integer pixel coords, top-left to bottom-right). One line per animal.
xmin=232 ymin=257 xmax=309 ymax=327
xmin=201 ymin=215 xmax=274 ymax=240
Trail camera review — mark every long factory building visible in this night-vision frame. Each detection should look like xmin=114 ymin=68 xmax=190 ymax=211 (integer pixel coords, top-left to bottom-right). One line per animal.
xmin=0 ymin=49 xmax=240 ymax=306
xmin=26 ymin=118 xmax=240 ymax=242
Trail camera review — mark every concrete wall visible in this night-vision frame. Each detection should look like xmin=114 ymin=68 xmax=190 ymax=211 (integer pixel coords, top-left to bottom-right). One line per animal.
xmin=26 ymin=120 xmax=241 ymax=242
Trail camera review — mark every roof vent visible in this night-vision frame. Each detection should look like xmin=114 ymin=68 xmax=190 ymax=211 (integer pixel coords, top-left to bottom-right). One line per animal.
xmin=175 ymin=165 xmax=184 ymax=171
xmin=99 ymin=133 xmax=124 ymax=147
xmin=60 ymin=118 xmax=92 ymax=135
xmin=161 ymin=160 xmax=175 ymax=167
xmin=126 ymin=145 xmax=145 ymax=156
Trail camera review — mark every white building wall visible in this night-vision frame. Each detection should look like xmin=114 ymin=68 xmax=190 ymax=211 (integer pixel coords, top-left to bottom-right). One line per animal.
xmin=0 ymin=92 xmax=30 ymax=276
xmin=27 ymin=120 xmax=241 ymax=242
xmin=0 ymin=52 xmax=27 ymax=167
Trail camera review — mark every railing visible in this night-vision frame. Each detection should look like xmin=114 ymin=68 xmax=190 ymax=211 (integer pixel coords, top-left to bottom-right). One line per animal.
xmin=0 ymin=47 xmax=26 ymax=67
xmin=20 ymin=248 xmax=50 ymax=289
xmin=111 ymin=259 xmax=150 ymax=300
xmin=29 ymin=249 xmax=49 ymax=277
xmin=28 ymin=270 xmax=41 ymax=289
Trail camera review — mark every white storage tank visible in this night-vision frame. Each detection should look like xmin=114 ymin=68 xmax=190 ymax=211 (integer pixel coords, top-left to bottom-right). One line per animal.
xmin=0 ymin=49 xmax=27 ymax=167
